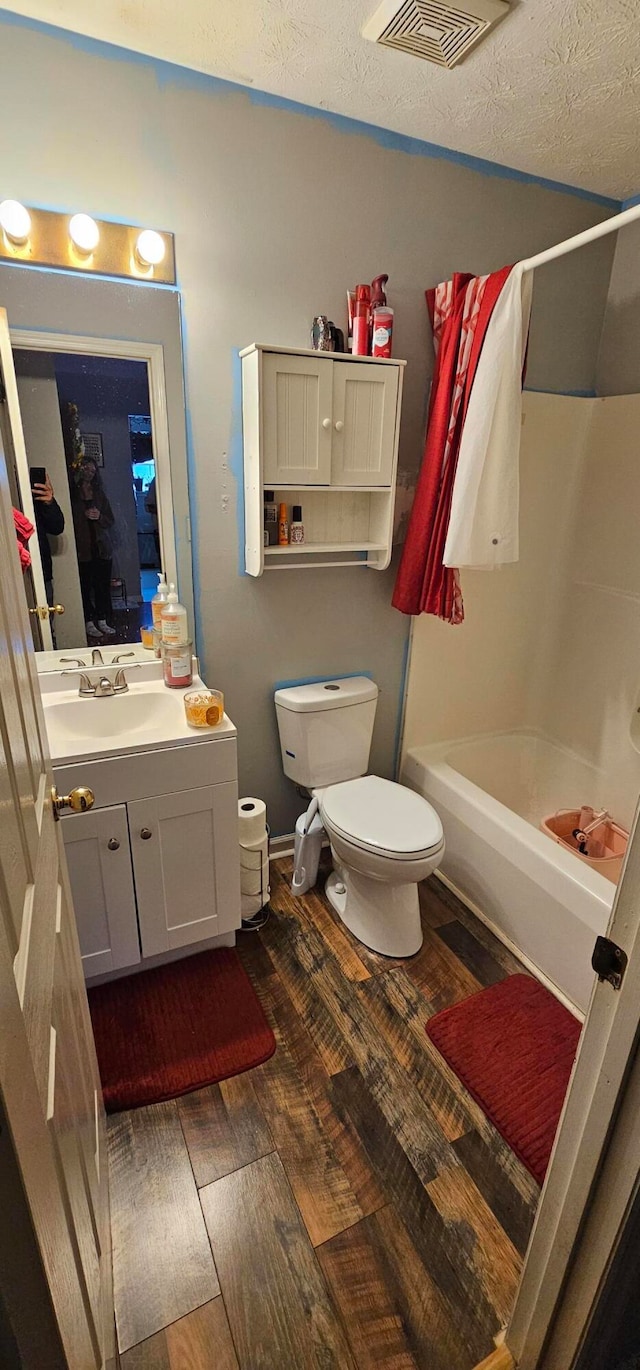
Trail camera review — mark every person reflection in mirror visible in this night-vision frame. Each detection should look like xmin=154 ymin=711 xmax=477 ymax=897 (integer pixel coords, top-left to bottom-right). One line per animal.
xmin=72 ymin=459 xmax=116 ymax=640
xmin=31 ymin=472 xmax=65 ymax=647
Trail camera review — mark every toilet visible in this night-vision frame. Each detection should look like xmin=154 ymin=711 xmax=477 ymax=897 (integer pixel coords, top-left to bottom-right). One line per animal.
xmin=274 ymin=677 xmax=445 ymax=957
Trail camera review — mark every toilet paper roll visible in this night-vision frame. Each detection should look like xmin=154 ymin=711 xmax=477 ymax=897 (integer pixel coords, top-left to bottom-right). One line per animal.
xmin=241 ymin=865 xmax=269 ymax=897
xmin=238 ymin=797 xmax=267 ymax=846
xmin=240 ymin=840 xmax=268 ymax=870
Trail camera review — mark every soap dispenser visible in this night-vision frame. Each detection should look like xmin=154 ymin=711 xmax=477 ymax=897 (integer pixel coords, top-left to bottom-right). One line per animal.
xmin=151 ymin=572 xmax=168 ymax=631
xmin=160 ymin=584 xmax=188 ymax=644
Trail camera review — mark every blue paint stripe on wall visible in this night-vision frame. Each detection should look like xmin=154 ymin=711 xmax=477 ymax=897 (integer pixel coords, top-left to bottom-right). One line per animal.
xmin=0 ymin=7 xmax=621 ymax=210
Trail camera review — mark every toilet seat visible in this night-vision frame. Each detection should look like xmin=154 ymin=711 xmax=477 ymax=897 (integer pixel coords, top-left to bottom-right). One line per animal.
xmin=320 ymin=774 xmax=443 ymax=862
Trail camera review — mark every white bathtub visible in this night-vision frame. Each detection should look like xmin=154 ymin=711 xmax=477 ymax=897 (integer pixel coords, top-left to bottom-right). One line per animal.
xmin=402 ymin=731 xmax=616 ymax=1014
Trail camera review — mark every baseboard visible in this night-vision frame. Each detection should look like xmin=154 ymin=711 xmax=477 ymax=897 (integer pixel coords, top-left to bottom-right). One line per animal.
xmin=472 ymin=1346 xmax=515 ymax=1370
xmin=269 ymin=834 xmax=331 ymax=860
xmin=269 ymin=833 xmax=295 ymax=858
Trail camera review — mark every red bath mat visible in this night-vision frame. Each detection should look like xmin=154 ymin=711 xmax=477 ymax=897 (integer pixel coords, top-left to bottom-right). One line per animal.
xmin=425 ymin=974 xmax=582 ymax=1185
xmin=88 ymin=947 xmax=276 ymax=1112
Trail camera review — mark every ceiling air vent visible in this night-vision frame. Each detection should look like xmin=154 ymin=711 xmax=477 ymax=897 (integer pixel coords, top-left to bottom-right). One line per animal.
xmin=363 ymin=0 xmax=510 ymax=68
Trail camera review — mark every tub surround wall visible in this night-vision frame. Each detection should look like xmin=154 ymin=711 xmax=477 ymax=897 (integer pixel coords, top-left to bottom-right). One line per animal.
xmin=0 ymin=13 xmax=618 ymax=833
xmin=403 ymin=391 xmax=640 ymax=833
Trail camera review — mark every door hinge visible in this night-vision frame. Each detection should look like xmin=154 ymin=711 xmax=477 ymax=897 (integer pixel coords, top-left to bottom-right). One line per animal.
xmin=592 ymin=935 xmax=627 ymax=990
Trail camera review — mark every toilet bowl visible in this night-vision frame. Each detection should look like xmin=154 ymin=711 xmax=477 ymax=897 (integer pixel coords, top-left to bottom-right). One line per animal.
xmin=318 ymin=775 xmax=445 ymax=957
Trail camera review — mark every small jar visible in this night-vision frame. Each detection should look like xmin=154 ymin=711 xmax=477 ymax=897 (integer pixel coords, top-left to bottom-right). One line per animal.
xmin=140 ymin=624 xmax=154 ymax=649
xmin=162 ymin=639 xmax=193 ymax=689
xmin=183 ymin=689 xmax=224 ymax=728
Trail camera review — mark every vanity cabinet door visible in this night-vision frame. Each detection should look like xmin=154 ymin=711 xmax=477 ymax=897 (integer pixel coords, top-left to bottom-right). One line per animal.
xmin=129 ymin=782 xmax=240 ymax=958
xmin=61 ymin=804 xmax=140 ymax=980
xmin=331 ymin=361 xmax=399 ymax=485
xmin=262 ymin=352 xmax=334 ymax=485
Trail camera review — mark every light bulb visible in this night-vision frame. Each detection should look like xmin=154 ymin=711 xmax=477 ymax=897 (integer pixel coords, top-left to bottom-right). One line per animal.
xmin=0 ymin=200 xmax=31 ymax=244
xmin=69 ymin=213 xmax=100 ymax=253
xmin=136 ymin=229 xmax=166 ymax=267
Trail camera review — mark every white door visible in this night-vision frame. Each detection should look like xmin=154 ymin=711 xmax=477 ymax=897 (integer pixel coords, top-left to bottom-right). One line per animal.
xmin=129 ymin=782 xmax=240 ymax=957
xmin=331 ymin=361 xmax=399 ymax=486
xmin=0 ymin=324 xmax=112 ymax=1364
xmin=262 ymin=351 xmax=334 ymax=485
xmin=62 ymin=803 xmax=141 ymax=979
xmin=507 ymin=796 xmax=640 ymax=1369
xmin=0 ymin=307 xmax=54 ymax=648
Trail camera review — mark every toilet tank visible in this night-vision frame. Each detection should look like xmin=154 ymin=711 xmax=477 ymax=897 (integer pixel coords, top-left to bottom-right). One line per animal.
xmin=274 ymin=677 xmax=378 ymax=788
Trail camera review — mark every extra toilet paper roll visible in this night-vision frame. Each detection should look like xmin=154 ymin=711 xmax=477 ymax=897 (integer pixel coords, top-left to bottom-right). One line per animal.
xmin=238 ymin=797 xmax=267 ymax=846
xmin=240 ymin=830 xmax=269 ymax=898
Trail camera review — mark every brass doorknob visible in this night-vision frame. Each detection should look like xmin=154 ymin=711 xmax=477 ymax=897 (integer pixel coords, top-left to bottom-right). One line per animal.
xmin=29 ymin=604 xmax=65 ymax=619
xmin=51 ymin=785 xmax=95 ymax=820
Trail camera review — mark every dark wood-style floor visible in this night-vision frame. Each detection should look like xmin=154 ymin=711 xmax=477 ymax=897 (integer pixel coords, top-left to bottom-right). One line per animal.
xmin=110 ymin=858 xmax=540 ymax=1370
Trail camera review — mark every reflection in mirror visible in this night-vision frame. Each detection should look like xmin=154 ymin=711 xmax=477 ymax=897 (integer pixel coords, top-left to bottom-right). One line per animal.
xmin=13 ymin=351 xmax=161 ymax=651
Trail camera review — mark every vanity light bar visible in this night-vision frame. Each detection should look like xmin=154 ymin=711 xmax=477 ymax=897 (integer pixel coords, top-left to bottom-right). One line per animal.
xmin=0 ymin=201 xmax=175 ymax=285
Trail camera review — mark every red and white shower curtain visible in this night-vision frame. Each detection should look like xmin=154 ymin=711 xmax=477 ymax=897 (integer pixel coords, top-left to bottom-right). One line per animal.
xmin=392 ymin=264 xmax=513 ymax=623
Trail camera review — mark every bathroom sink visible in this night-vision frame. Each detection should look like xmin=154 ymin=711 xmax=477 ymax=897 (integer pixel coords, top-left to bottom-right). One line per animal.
xmin=46 ymin=690 xmax=180 ymax=741
xmin=40 ymin=666 xmax=235 ymax=764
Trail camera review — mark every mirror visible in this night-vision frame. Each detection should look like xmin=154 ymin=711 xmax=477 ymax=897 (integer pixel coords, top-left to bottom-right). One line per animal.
xmin=0 ymin=265 xmax=193 ymax=665
xmin=13 ymin=348 xmax=161 ymax=650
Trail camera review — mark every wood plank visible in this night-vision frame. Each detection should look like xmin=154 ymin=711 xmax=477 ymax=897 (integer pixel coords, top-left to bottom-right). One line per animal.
xmin=258 ymin=906 xmax=354 ymax=1076
xmin=201 ymin=1152 xmax=355 ymax=1369
xmin=318 ymin=1205 xmax=474 ymax=1370
xmin=249 ymin=974 xmax=366 ymax=1246
xmin=121 ymin=1298 xmax=238 ymax=1370
xmin=436 ymin=881 xmax=528 ymax=979
xmin=419 ymin=877 xmax=458 ymax=929
xmin=426 ymin=1166 xmax=522 ymax=1329
xmin=265 ymin=906 xmax=456 ymax=1183
xmin=253 ymin=965 xmax=386 ymax=1219
xmin=435 ymin=920 xmax=509 ymax=988
xmin=177 ymin=1075 xmax=275 ymax=1187
xmin=269 ymin=858 xmax=371 ymax=983
xmin=404 ymin=923 xmax=484 ymax=1010
xmin=329 ymin=1065 xmax=500 ymax=1364
xmin=453 ymin=1130 xmax=537 ymax=1257
xmin=108 ymin=1103 xmax=220 ymax=1354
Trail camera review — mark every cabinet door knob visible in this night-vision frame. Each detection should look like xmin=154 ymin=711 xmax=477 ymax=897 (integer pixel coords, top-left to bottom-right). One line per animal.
xmin=334 ymin=420 xmax=344 ymax=432
xmin=140 ymin=828 xmax=153 ymax=840
xmin=107 ymin=838 xmax=120 ymax=851
xmin=322 ymin=417 xmax=331 ymax=430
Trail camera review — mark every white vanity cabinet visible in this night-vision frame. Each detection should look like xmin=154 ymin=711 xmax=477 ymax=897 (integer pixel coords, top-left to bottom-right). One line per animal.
xmin=61 ymin=805 xmax=140 ymax=979
xmin=242 ymin=343 xmax=405 ymax=574
xmin=56 ymin=729 xmax=241 ymax=982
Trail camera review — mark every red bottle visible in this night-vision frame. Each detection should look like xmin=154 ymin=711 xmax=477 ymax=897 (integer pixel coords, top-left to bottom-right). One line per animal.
xmin=352 ymin=284 xmax=371 ymax=356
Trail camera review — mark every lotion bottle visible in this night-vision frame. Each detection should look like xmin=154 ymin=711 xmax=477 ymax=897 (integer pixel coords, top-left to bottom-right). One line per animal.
xmin=161 ymin=584 xmax=188 ymax=643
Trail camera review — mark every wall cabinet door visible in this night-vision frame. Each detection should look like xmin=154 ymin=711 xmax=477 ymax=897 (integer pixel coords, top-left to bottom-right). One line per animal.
xmin=61 ymin=804 xmax=140 ymax=979
xmin=129 ymin=782 xmax=240 ymax=958
xmin=262 ymin=352 xmax=334 ymax=485
xmin=331 ymin=361 xmax=399 ymax=485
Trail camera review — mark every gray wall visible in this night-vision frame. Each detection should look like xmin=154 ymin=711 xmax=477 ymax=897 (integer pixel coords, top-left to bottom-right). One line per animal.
xmin=596 ymin=218 xmax=640 ymax=395
xmin=0 ymin=14 xmax=618 ymax=834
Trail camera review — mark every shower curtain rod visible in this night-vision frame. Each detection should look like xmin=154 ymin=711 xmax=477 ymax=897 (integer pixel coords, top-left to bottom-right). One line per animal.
xmin=519 ymin=200 xmax=640 ymax=274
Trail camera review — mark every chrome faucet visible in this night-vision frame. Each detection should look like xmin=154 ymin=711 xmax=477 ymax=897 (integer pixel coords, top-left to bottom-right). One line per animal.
xmin=61 ymin=665 xmax=142 ymax=697
xmin=91 ymin=647 xmax=104 ymax=666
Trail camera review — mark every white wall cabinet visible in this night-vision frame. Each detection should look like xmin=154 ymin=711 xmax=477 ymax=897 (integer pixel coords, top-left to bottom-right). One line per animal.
xmin=242 ymin=344 xmax=405 ymax=574
xmin=56 ymin=731 xmax=241 ymax=982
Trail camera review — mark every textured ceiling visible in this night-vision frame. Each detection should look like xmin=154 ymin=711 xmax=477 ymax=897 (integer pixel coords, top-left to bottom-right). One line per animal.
xmin=5 ymin=0 xmax=639 ymax=198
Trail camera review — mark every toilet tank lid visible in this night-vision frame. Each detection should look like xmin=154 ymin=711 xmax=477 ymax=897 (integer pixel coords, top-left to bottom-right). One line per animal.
xmin=274 ymin=676 xmax=378 ymax=713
